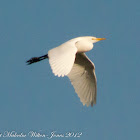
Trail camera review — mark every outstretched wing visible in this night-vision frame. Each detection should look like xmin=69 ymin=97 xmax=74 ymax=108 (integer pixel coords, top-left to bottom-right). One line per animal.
xmin=48 ymin=42 xmax=77 ymax=77
xmin=67 ymin=53 xmax=97 ymax=107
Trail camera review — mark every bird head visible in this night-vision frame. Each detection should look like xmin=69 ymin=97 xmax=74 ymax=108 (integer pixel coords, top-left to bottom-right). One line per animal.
xmin=75 ymin=36 xmax=106 ymax=52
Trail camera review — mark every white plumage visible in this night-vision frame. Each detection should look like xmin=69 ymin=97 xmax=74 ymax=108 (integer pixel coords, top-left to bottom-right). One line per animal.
xmin=27 ymin=36 xmax=105 ymax=107
xmin=48 ymin=42 xmax=77 ymax=77
xmin=67 ymin=53 xmax=97 ymax=106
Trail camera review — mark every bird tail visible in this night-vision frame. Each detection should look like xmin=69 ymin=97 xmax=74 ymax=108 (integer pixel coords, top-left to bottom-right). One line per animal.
xmin=26 ymin=54 xmax=48 ymax=65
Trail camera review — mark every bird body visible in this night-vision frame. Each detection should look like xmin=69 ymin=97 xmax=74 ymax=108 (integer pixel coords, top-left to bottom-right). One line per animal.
xmin=26 ymin=36 xmax=105 ymax=107
xmin=56 ymin=36 xmax=94 ymax=52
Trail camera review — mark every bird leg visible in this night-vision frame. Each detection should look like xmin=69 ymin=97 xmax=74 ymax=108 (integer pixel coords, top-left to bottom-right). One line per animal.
xmin=26 ymin=54 xmax=48 ymax=65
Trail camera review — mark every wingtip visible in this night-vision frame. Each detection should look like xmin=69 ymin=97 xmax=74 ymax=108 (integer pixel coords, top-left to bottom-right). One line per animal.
xmin=91 ymin=101 xmax=96 ymax=107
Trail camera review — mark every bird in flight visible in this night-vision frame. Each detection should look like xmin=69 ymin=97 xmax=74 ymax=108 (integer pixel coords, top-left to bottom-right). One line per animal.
xmin=26 ymin=36 xmax=106 ymax=107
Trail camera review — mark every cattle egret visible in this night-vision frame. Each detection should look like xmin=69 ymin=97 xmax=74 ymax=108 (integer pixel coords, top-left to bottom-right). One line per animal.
xmin=26 ymin=36 xmax=106 ymax=107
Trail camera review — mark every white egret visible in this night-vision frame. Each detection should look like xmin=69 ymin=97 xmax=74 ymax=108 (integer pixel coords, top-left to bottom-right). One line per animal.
xmin=26 ymin=36 xmax=106 ymax=107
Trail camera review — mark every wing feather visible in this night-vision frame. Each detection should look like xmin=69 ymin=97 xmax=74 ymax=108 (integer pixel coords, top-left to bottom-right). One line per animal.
xmin=48 ymin=42 xmax=77 ymax=77
xmin=67 ymin=53 xmax=97 ymax=107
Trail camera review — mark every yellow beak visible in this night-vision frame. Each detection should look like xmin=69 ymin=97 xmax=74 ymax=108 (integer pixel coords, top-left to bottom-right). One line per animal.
xmin=93 ymin=38 xmax=106 ymax=41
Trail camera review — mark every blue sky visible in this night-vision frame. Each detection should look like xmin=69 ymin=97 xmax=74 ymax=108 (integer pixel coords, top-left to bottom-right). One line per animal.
xmin=0 ymin=0 xmax=140 ymax=139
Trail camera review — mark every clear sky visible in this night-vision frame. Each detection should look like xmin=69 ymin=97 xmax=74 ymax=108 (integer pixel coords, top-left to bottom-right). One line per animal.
xmin=0 ymin=0 xmax=140 ymax=140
